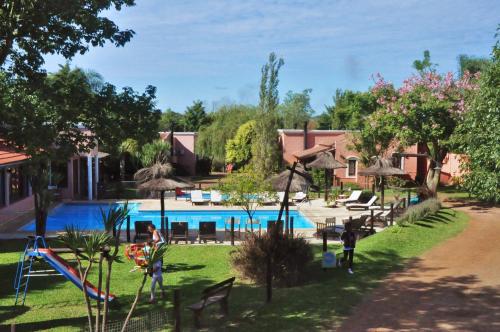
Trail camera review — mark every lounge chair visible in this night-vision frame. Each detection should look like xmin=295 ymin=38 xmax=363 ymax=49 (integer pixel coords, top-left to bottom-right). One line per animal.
xmin=316 ymin=217 xmax=342 ymax=239
xmin=133 ymin=220 xmax=153 ymax=243
xmin=277 ymin=192 xmax=286 ymax=204
xmin=170 ymin=222 xmax=189 ymax=244
xmin=245 ymin=219 xmax=261 ymax=237
xmin=335 ymin=190 xmax=362 ymax=205
xmin=292 ymin=192 xmax=308 ymax=203
xmin=261 ymin=192 xmax=277 ymax=205
xmin=210 ymin=190 xmax=223 ymax=205
xmin=346 ymin=195 xmax=378 ymax=210
xmin=224 ymin=218 xmax=241 ymax=240
xmin=191 ymin=190 xmax=209 ymax=205
xmin=175 ymin=187 xmax=190 ymax=201
xmin=199 ymin=221 xmax=217 ymax=243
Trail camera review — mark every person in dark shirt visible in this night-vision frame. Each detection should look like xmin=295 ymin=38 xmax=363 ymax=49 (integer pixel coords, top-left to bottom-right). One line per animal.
xmin=340 ymin=221 xmax=356 ymax=274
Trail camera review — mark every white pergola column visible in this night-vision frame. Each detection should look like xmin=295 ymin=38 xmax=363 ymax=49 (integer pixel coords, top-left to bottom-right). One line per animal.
xmin=94 ymin=154 xmax=99 ymax=200
xmin=87 ymin=155 xmax=93 ymax=200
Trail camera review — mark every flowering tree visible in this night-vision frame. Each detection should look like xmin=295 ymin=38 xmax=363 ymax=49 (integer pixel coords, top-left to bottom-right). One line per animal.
xmin=370 ymin=71 xmax=478 ymax=196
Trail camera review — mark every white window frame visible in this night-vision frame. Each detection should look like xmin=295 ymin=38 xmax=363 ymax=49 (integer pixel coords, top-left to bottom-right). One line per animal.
xmin=345 ymin=157 xmax=358 ymax=178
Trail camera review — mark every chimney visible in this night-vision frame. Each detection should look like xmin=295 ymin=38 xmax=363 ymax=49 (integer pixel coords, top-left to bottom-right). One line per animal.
xmin=303 ymin=121 xmax=308 ymax=150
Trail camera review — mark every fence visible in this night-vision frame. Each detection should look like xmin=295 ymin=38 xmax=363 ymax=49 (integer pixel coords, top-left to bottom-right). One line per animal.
xmin=80 ymin=310 xmax=169 ymax=332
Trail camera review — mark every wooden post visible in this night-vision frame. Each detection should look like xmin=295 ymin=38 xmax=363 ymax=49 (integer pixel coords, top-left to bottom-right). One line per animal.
xmin=340 ymin=181 xmax=343 ymax=192
xmin=290 ymin=217 xmax=294 ymax=238
xmin=324 ymin=170 xmax=329 ymax=202
xmin=165 ymin=217 xmax=169 ymax=242
xmin=407 ymin=189 xmax=411 ymax=206
xmin=266 ymin=256 xmax=272 ymax=303
xmin=198 ymin=183 xmax=202 ymax=189
xmin=230 ymin=217 xmax=235 ymax=246
xmin=10 ymin=323 xmax=15 ymax=332
xmin=372 ymin=182 xmax=376 ymax=195
xmin=285 ymin=201 xmax=289 ymax=237
xmin=174 ymin=289 xmax=181 ymax=332
xmin=403 ymin=197 xmax=407 ymax=209
xmin=370 ymin=209 xmax=375 ymax=234
xmin=160 ymin=190 xmax=165 ymax=238
xmin=126 ymin=215 xmax=131 ymax=243
xmin=390 ymin=203 xmax=394 ymax=226
xmin=322 ymin=231 xmax=327 ymax=252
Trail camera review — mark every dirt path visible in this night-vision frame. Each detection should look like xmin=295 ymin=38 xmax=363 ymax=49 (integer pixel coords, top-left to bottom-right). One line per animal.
xmin=339 ymin=202 xmax=500 ymax=332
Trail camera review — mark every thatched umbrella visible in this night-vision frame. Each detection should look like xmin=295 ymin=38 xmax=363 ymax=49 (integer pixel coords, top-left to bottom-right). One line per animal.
xmin=307 ymin=152 xmax=346 ymax=201
xmin=138 ymin=176 xmax=193 ymax=238
xmin=358 ymin=157 xmax=406 ymax=209
xmin=268 ymin=164 xmax=313 ymax=193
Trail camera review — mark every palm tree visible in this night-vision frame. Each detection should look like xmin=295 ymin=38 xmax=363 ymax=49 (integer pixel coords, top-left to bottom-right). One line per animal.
xmin=139 ymin=139 xmax=170 ymax=168
xmin=121 ymin=243 xmax=169 ymax=332
xmin=119 ymin=138 xmax=140 ymax=181
xmin=99 ymin=203 xmax=130 ymax=331
xmin=59 ymin=227 xmax=111 ymax=332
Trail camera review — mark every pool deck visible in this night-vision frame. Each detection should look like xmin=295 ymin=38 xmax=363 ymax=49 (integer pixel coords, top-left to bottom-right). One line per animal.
xmin=0 ymin=197 xmax=384 ymax=243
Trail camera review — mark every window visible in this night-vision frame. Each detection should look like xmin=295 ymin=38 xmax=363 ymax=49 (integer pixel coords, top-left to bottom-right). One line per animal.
xmin=347 ymin=159 xmax=357 ymax=177
xmin=392 ymin=156 xmax=404 ymax=170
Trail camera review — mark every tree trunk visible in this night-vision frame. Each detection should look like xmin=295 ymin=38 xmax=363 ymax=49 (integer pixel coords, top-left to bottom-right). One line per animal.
xmin=95 ymin=253 xmax=104 ymax=332
xmin=102 ymin=259 xmax=113 ymax=331
xmin=424 ymin=143 xmax=447 ymax=197
xmin=121 ymin=273 xmax=148 ymax=332
xmin=76 ymin=258 xmax=94 ymax=332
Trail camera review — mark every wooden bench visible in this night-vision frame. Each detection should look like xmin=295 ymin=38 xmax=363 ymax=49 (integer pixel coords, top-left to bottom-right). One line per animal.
xmin=316 ymin=217 xmax=340 ymax=239
xmin=188 ymin=277 xmax=236 ymax=328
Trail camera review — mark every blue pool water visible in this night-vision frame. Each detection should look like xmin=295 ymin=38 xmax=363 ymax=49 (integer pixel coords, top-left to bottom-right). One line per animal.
xmin=21 ymin=203 xmax=313 ymax=231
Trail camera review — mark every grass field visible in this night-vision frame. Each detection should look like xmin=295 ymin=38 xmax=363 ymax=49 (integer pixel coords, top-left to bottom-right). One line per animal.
xmin=0 ymin=208 xmax=468 ymax=331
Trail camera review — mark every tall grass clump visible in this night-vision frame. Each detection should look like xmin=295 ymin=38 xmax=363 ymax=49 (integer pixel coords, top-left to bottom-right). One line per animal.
xmin=397 ymin=198 xmax=442 ymax=226
xmin=231 ymin=234 xmax=313 ymax=287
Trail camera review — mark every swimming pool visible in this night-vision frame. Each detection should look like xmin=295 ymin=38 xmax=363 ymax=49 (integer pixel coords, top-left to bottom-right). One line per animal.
xmin=21 ymin=203 xmax=314 ymax=231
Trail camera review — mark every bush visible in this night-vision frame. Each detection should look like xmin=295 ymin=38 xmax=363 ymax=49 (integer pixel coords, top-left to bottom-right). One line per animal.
xmin=397 ymin=198 xmax=441 ymax=225
xmin=359 ymin=190 xmax=374 ymax=203
xmin=231 ymin=233 xmax=313 ymax=287
xmin=343 ymin=182 xmax=362 ymax=190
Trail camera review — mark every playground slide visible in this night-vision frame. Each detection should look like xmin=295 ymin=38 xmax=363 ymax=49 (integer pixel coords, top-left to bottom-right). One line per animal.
xmin=35 ymin=248 xmax=115 ymax=302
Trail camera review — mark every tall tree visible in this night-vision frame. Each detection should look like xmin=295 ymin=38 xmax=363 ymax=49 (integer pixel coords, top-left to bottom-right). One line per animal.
xmin=279 ymin=89 xmax=314 ymax=129
xmin=0 ymin=0 xmax=135 ymax=78
xmin=455 ymin=39 xmax=500 ymax=203
xmin=183 ymin=100 xmax=208 ymax=132
xmin=251 ymin=52 xmax=284 ymax=176
xmin=196 ymin=104 xmax=258 ymax=166
xmin=370 ymin=69 xmax=478 ymax=197
xmin=323 ymin=89 xmax=377 ymax=130
xmin=158 ymin=108 xmax=184 ymax=131
xmin=225 ymin=120 xmax=257 ymax=167
xmin=457 ymin=54 xmax=492 ymax=77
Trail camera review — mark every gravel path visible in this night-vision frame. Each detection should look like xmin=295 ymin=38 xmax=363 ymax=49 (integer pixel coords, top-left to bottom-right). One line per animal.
xmin=339 ymin=201 xmax=500 ymax=332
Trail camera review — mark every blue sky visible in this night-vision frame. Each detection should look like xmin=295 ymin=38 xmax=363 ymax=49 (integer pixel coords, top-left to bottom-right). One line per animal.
xmin=44 ymin=0 xmax=499 ymax=115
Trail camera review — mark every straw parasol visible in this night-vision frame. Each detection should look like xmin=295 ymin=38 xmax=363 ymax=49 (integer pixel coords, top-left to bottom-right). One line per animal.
xmin=138 ymin=176 xmax=193 ymax=238
xmin=358 ymin=157 xmax=406 ymax=209
xmin=307 ymin=152 xmax=346 ymax=201
xmin=268 ymin=164 xmax=313 ymax=193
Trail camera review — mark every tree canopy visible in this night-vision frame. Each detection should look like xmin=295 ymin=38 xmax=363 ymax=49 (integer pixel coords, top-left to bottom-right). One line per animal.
xmin=455 ymin=40 xmax=500 ymax=202
xmin=158 ymin=109 xmax=185 ymax=131
xmin=183 ymin=100 xmax=209 ymax=132
xmin=0 ymin=0 xmax=135 ymax=78
xmin=322 ymin=89 xmax=378 ymax=130
xmin=279 ymin=89 xmax=314 ymax=129
xmin=225 ymin=120 xmax=257 ymax=167
xmin=458 ymin=54 xmax=492 ymax=77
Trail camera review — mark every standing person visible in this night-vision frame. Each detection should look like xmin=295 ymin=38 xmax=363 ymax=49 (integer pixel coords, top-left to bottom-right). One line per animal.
xmin=144 ymin=240 xmax=166 ymax=303
xmin=340 ymin=221 xmax=356 ymax=274
xmin=147 ymin=224 xmax=166 ymax=245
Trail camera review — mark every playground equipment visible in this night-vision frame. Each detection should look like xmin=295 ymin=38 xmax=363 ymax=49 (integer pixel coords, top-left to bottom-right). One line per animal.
xmin=124 ymin=243 xmax=148 ymax=266
xmin=14 ymin=236 xmax=115 ymax=306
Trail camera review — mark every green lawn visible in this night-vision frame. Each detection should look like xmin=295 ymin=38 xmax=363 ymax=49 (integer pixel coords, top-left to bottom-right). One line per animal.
xmin=0 ymin=209 xmax=468 ymax=331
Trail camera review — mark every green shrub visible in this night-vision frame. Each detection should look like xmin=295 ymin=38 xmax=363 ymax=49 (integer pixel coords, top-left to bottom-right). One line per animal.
xmin=359 ymin=190 xmax=374 ymax=203
xmin=343 ymin=182 xmax=362 ymax=190
xmin=231 ymin=233 xmax=313 ymax=287
xmin=397 ymin=198 xmax=441 ymax=225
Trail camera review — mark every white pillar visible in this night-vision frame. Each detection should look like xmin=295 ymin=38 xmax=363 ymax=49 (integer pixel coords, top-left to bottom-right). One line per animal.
xmin=4 ymin=171 xmax=9 ymax=206
xmin=87 ymin=155 xmax=93 ymax=200
xmin=94 ymin=154 xmax=99 ymax=200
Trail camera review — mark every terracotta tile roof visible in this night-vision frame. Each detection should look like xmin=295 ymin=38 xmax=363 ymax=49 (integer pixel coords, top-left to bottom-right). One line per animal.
xmin=293 ymin=144 xmax=335 ymax=160
xmin=0 ymin=147 xmax=29 ymax=166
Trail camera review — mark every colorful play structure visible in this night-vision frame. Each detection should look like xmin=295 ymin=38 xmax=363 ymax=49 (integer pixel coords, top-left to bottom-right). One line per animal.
xmin=14 ymin=236 xmax=115 ymax=306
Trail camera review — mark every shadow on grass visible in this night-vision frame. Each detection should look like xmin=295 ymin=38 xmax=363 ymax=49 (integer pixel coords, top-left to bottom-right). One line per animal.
xmin=164 ymin=263 xmax=206 ymax=273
